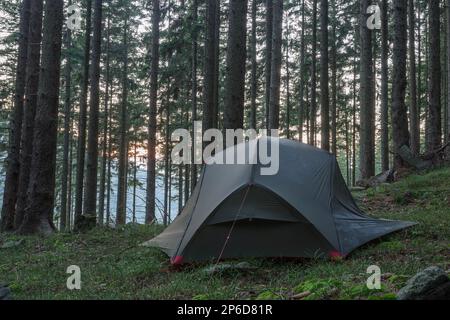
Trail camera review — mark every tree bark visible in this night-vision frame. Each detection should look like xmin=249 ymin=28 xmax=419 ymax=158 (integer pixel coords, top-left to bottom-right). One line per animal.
xmin=359 ymin=0 xmax=375 ymax=179
xmin=146 ymin=0 xmax=160 ymax=224
xmin=330 ymin=1 xmax=337 ymax=155
xmin=0 ymin=0 xmax=31 ymax=232
xmin=18 ymin=0 xmax=64 ymax=235
xmin=391 ymin=0 xmax=411 ymax=168
xmin=83 ymin=0 xmax=103 ymax=219
xmin=224 ymin=0 xmax=248 ymax=130
xmin=116 ymin=20 xmax=129 ymax=226
xmin=298 ymin=0 xmax=306 ymax=143
xmin=380 ymin=0 xmax=389 ymax=171
xmin=191 ymin=0 xmax=198 ymax=189
xmin=265 ymin=0 xmax=273 ymax=129
xmin=408 ymin=0 xmax=419 ymax=155
xmin=427 ymin=0 xmax=441 ymax=152
xmin=204 ymin=0 xmax=219 ymax=132
xmin=268 ymin=0 xmax=283 ymax=130
xmin=74 ymin=0 xmax=92 ymax=226
xmin=14 ymin=0 xmax=44 ymax=228
xmin=310 ymin=0 xmax=318 ymax=146
xmin=320 ymin=0 xmax=330 ymax=151
xmin=98 ymin=13 xmax=110 ymax=227
xmin=447 ymin=0 xmax=450 ymax=159
xmin=250 ymin=0 xmax=257 ymax=129
xmin=60 ymin=26 xmax=72 ymax=232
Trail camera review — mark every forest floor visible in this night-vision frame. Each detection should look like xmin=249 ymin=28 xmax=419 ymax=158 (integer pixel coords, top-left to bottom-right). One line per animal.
xmin=1 ymin=167 xmax=449 ymax=300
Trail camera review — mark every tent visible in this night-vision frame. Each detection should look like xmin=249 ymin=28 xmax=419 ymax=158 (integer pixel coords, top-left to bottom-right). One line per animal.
xmin=144 ymin=138 xmax=415 ymax=265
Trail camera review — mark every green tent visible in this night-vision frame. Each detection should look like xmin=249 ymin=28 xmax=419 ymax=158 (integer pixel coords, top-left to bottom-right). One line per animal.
xmin=144 ymin=138 xmax=415 ymax=265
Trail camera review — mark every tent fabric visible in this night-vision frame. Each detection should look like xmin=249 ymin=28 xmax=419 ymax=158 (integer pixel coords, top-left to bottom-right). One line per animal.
xmin=143 ymin=137 xmax=416 ymax=264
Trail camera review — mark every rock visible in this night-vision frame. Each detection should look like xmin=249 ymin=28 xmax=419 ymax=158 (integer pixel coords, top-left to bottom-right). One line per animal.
xmin=421 ymin=282 xmax=450 ymax=300
xmin=0 ymin=285 xmax=12 ymax=300
xmin=397 ymin=266 xmax=450 ymax=300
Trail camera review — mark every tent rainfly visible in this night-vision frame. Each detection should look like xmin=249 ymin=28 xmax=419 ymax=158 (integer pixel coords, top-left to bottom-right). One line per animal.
xmin=143 ymin=138 xmax=416 ymax=265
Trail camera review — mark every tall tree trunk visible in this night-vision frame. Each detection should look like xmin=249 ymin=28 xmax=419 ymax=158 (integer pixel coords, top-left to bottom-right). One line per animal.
xmin=14 ymin=0 xmax=44 ymax=228
xmin=428 ymin=0 xmax=441 ymax=152
xmin=146 ymin=0 xmax=160 ymax=224
xmin=116 ymin=20 xmax=128 ymax=226
xmin=106 ymin=86 xmax=113 ymax=226
xmin=250 ymin=0 xmax=257 ymax=129
xmin=265 ymin=0 xmax=273 ymax=129
xmin=191 ymin=0 xmax=198 ymax=189
xmin=380 ymin=0 xmax=389 ymax=171
xmin=67 ymin=123 xmax=74 ymax=230
xmin=0 ymin=0 xmax=31 ymax=232
xmin=18 ymin=0 xmax=64 ymax=235
xmin=409 ymin=0 xmax=419 ymax=155
xmin=330 ymin=1 xmax=337 ymax=155
xmin=391 ymin=0 xmax=411 ymax=168
xmin=116 ymin=21 xmax=128 ymax=225
xmin=204 ymin=0 xmax=219 ymax=132
xmin=178 ymin=163 xmax=183 ymax=215
xmin=268 ymin=0 xmax=283 ymax=130
xmin=163 ymin=98 xmax=170 ymax=226
xmin=224 ymin=0 xmax=248 ymax=130
xmin=132 ymin=142 xmax=137 ymax=223
xmin=298 ymin=0 xmax=305 ymax=143
xmin=74 ymin=0 xmax=92 ymax=226
xmin=98 ymin=14 xmax=110 ymax=227
xmin=285 ymin=35 xmax=291 ymax=138
xmin=60 ymin=26 xmax=72 ymax=231
xmin=83 ymin=0 xmax=103 ymax=219
xmin=310 ymin=0 xmax=318 ymax=146
xmin=320 ymin=0 xmax=330 ymax=151
xmin=359 ymin=0 xmax=375 ymax=179
xmin=447 ymin=0 xmax=450 ymax=159
xmin=352 ymin=41 xmax=357 ymax=186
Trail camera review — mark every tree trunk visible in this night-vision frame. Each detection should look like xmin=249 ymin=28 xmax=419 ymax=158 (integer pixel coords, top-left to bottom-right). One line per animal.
xmin=250 ymin=0 xmax=257 ymax=129
xmin=320 ymin=0 xmax=330 ymax=151
xmin=391 ymin=0 xmax=411 ymax=168
xmin=310 ymin=0 xmax=318 ymax=146
xmin=380 ymin=0 xmax=389 ymax=171
xmin=298 ymin=0 xmax=306 ymax=143
xmin=427 ymin=0 xmax=441 ymax=152
xmin=191 ymin=0 xmax=198 ymax=189
xmin=98 ymin=14 xmax=110 ymax=227
xmin=330 ymin=1 xmax=337 ymax=155
xmin=83 ymin=0 xmax=103 ymax=219
xmin=132 ymin=143 xmax=137 ymax=223
xmin=359 ymin=0 xmax=375 ymax=179
xmin=146 ymin=0 xmax=160 ymax=224
xmin=204 ymin=0 xmax=219 ymax=132
xmin=18 ymin=0 xmax=64 ymax=235
xmin=60 ymin=26 xmax=72 ymax=232
xmin=409 ymin=0 xmax=419 ymax=155
xmin=447 ymin=0 xmax=450 ymax=159
xmin=106 ymin=86 xmax=113 ymax=226
xmin=223 ymin=0 xmax=248 ymax=130
xmin=268 ymin=0 xmax=283 ymax=130
xmin=74 ymin=0 xmax=92 ymax=226
xmin=265 ymin=0 xmax=273 ymax=129
xmin=116 ymin=20 xmax=129 ymax=226
xmin=14 ymin=0 xmax=44 ymax=229
xmin=285 ymin=34 xmax=291 ymax=139
xmin=0 ymin=0 xmax=31 ymax=232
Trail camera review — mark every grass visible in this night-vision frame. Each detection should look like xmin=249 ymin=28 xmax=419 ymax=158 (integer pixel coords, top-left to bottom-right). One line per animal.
xmin=1 ymin=167 xmax=449 ymax=300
